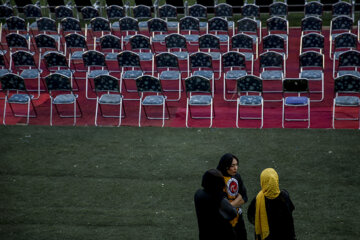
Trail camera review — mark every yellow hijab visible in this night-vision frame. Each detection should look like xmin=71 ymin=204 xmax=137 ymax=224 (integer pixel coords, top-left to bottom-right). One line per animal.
xmin=255 ymin=168 xmax=281 ymax=240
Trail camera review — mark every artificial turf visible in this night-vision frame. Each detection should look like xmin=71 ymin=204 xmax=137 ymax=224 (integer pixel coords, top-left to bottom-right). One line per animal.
xmin=0 ymin=126 xmax=359 ymax=239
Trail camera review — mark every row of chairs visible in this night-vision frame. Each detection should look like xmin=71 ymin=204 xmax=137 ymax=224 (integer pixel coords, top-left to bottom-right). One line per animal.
xmin=2 ymin=72 xmax=359 ymax=129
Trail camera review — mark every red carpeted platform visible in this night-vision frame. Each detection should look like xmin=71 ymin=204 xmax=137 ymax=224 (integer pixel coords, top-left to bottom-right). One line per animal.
xmin=1 ymin=27 xmax=359 ymax=129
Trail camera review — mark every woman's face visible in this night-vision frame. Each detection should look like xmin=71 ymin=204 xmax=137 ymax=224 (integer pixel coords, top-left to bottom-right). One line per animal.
xmin=226 ymin=158 xmax=238 ymax=176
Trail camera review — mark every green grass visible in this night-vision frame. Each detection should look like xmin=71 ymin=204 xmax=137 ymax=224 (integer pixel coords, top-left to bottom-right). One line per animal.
xmin=0 ymin=126 xmax=360 ymax=239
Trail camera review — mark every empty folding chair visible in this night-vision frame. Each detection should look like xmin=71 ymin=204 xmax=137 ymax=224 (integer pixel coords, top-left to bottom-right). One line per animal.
xmin=304 ymin=1 xmax=323 ymax=17
xmin=266 ymin=16 xmax=289 ymax=55
xmin=263 ymin=34 xmax=287 ymax=59
xmin=106 ymin=5 xmax=125 ymax=31
xmin=332 ymin=1 xmax=352 ymax=18
xmin=0 ymin=52 xmax=11 ymax=78
xmin=301 ymin=16 xmax=322 ymax=36
xmin=23 ymin=3 xmax=42 ymax=32
xmin=188 ymin=4 xmax=207 ymax=31
xmin=236 ymin=75 xmax=264 ymax=128
xmin=158 ymin=4 xmax=179 ymax=31
xmin=60 ymin=17 xmax=83 ymax=37
xmin=214 ymin=3 xmax=234 ymax=32
xmin=117 ymin=51 xmax=143 ymax=96
xmin=207 ymin=17 xmax=230 ymax=52
xmin=119 ymin=17 xmax=140 ymax=50
xmin=147 ymin=18 xmax=169 ymax=52
xmin=331 ymin=32 xmax=357 ymax=61
xmin=94 ymin=74 xmax=125 ymax=127
xmin=1 ymin=73 xmax=37 ymax=125
xmin=154 ymin=52 xmax=182 ymax=101
xmin=165 ymin=33 xmax=189 ymax=66
xmin=80 ymin=5 xmax=100 ymax=27
xmin=299 ymin=51 xmax=324 ymax=102
xmin=329 ymin=16 xmax=353 ymax=51
xmin=88 ymin=17 xmax=112 ymax=49
xmin=231 ymin=33 xmax=257 ymax=63
xmin=35 ymin=34 xmax=61 ymax=69
xmin=35 ymin=17 xmax=61 ymax=47
xmin=269 ymin=2 xmax=288 ymax=19
xmin=82 ymin=50 xmax=110 ymax=100
xmin=179 ymin=16 xmax=200 ymax=44
xmin=136 ymin=75 xmax=170 ymax=127
xmin=4 ymin=16 xmax=29 ymax=41
xmin=332 ymin=74 xmax=360 ymax=129
xmin=45 ymin=73 xmax=82 ymax=126
xmin=54 ymin=5 xmax=74 ymax=20
xmin=300 ymin=32 xmax=324 ymax=54
xmin=64 ymin=33 xmax=89 ymax=72
xmin=6 ymin=33 xmax=31 ymax=52
xmin=198 ymin=34 xmax=222 ymax=66
xmin=282 ymin=78 xmax=310 ymax=128
xmin=185 ymin=75 xmax=214 ymax=128
xmin=222 ymin=51 xmax=248 ymax=101
xmin=0 ymin=3 xmax=13 ymax=41
xmin=241 ymin=3 xmax=261 ymax=29
xmin=237 ymin=17 xmax=260 ymax=45
xmin=133 ymin=5 xmax=152 ymax=30
xmin=99 ymin=34 xmax=122 ymax=62
xmin=334 ymin=50 xmax=360 ymax=78
xmin=189 ymin=52 xmax=215 ymax=94
xmin=129 ymin=34 xmax=154 ymax=72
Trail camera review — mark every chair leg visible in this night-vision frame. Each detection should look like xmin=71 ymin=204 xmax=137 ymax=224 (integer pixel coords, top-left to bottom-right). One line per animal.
xmin=50 ymin=98 xmax=53 ymax=126
xmin=138 ymin=98 xmax=142 ymax=127
xmin=282 ymin=98 xmax=285 ymax=128
xmin=236 ymin=98 xmax=240 ymax=128
xmin=3 ymin=96 xmax=7 ymax=125
xmin=118 ymin=100 xmax=123 ymax=127
xmin=185 ymin=98 xmax=189 ymax=128
xmin=95 ymin=97 xmax=99 ymax=126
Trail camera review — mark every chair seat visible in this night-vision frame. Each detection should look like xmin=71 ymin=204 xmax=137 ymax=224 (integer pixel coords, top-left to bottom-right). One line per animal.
xmin=218 ymin=35 xmax=229 ymax=42
xmin=184 ymin=34 xmax=199 ymax=42
xmin=189 ymin=95 xmax=212 ymax=105
xmin=208 ymin=52 xmax=221 ymax=60
xmin=193 ymin=70 xmax=214 ymax=79
xmin=122 ymin=70 xmax=143 ymax=79
xmin=300 ymin=70 xmax=323 ymax=79
xmin=0 ymin=69 xmax=11 ymax=77
xmin=55 ymin=69 xmax=72 ymax=77
xmin=239 ymin=52 xmax=254 ymax=61
xmin=105 ymin=52 xmax=119 ymax=60
xmin=29 ymin=22 xmax=37 ymax=29
xmin=225 ymin=70 xmax=247 ymax=79
xmin=138 ymin=21 xmax=148 ymax=29
xmin=88 ymin=70 xmax=109 ymax=78
xmin=261 ymin=70 xmax=283 ymax=80
xmin=285 ymin=96 xmax=309 ymax=105
xmin=171 ymin=52 xmax=189 ymax=60
xmin=8 ymin=94 xmax=31 ymax=103
xmin=71 ymin=51 xmax=83 ymax=59
xmin=239 ymin=95 xmax=263 ymax=105
xmin=53 ymin=94 xmax=77 ymax=104
xmin=159 ymin=71 xmax=180 ymax=80
xmin=139 ymin=52 xmax=153 ymax=61
xmin=199 ymin=22 xmax=207 ymax=29
xmin=111 ymin=21 xmax=120 ymax=29
xmin=142 ymin=95 xmax=166 ymax=105
xmin=335 ymin=96 xmax=360 ymax=106
xmin=338 ymin=71 xmax=360 ymax=78
xmin=152 ymin=34 xmax=167 ymax=42
xmin=99 ymin=94 xmax=122 ymax=104
xmin=20 ymin=69 xmax=40 ymax=79
xmin=167 ymin=21 xmax=178 ymax=29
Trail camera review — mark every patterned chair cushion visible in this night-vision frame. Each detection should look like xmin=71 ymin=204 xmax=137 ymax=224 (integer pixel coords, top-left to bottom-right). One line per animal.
xmin=138 ymin=21 xmax=148 ymax=29
xmin=240 ymin=52 xmax=254 ymax=61
xmin=99 ymin=94 xmax=122 ymax=104
xmin=159 ymin=71 xmax=180 ymax=80
xmin=20 ymin=69 xmax=40 ymax=79
xmin=199 ymin=22 xmax=207 ymax=29
xmin=142 ymin=95 xmax=165 ymax=105
xmin=218 ymin=35 xmax=229 ymax=42
xmin=172 ymin=52 xmax=189 ymax=60
xmin=208 ymin=52 xmax=221 ymax=60
xmin=193 ymin=70 xmax=214 ymax=79
xmin=189 ymin=95 xmax=212 ymax=105
xmin=167 ymin=22 xmax=179 ymax=29
xmin=300 ymin=70 xmax=323 ymax=79
xmin=88 ymin=70 xmax=109 ymax=78
xmin=105 ymin=53 xmax=119 ymax=60
xmin=225 ymin=70 xmax=247 ymax=79
xmin=152 ymin=34 xmax=167 ymax=42
xmin=0 ymin=69 xmax=11 ymax=77
xmin=285 ymin=96 xmax=309 ymax=105
xmin=112 ymin=22 xmax=120 ymax=29
xmin=122 ymin=70 xmax=143 ymax=79
xmin=335 ymin=96 xmax=360 ymax=106
xmin=53 ymin=94 xmax=76 ymax=104
xmin=338 ymin=71 xmax=360 ymax=78
xmin=55 ymin=69 xmax=72 ymax=77
xmin=8 ymin=94 xmax=31 ymax=103
xmin=184 ymin=34 xmax=199 ymax=42
xmin=139 ymin=52 xmax=153 ymax=61
xmin=239 ymin=95 xmax=262 ymax=105
xmin=71 ymin=51 xmax=83 ymax=59
xmin=261 ymin=70 xmax=283 ymax=80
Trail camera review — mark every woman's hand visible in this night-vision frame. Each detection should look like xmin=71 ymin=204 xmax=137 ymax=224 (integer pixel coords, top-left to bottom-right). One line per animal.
xmin=230 ymin=194 xmax=245 ymax=208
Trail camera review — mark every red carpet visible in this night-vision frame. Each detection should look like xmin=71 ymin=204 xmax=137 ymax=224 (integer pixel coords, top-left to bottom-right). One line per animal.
xmin=1 ymin=27 xmax=359 ymax=129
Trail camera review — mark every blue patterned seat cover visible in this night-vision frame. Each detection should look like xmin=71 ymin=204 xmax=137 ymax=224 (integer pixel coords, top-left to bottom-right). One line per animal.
xmin=239 ymin=95 xmax=262 ymax=105
xmin=335 ymin=96 xmax=360 ymax=106
xmin=8 ymin=94 xmax=31 ymax=103
xmin=285 ymin=96 xmax=308 ymax=105
xmin=189 ymin=95 xmax=212 ymax=105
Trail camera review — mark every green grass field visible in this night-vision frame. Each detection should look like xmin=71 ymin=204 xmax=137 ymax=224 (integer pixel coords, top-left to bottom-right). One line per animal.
xmin=0 ymin=126 xmax=360 ymax=239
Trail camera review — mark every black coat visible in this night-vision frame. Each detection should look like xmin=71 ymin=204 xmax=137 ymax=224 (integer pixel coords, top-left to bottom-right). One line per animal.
xmin=247 ymin=190 xmax=296 ymax=240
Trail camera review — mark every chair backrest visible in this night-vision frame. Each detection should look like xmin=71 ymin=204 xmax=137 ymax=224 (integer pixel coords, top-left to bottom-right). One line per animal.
xmin=301 ymin=16 xmax=322 ymax=33
xmin=241 ymin=4 xmax=260 ymax=19
xmin=338 ymin=50 xmax=360 ymax=68
xmin=263 ymin=34 xmax=285 ymax=51
xmin=100 ymin=35 xmax=122 ymax=51
xmin=332 ymin=1 xmax=352 ymax=17
xmin=155 ymin=52 xmax=179 ymax=69
xmin=133 ymin=5 xmax=151 ymax=19
xmin=119 ymin=17 xmax=139 ymax=32
xmin=198 ymin=34 xmax=220 ymax=51
xmin=185 ymin=75 xmax=211 ymax=93
xmin=43 ymin=52 xmax=68 ymax=69
xmin=179 ymin=16 xmax=200 ymax=32
xmin=301 ymin=33 xmax=324 ymax=51
xmin=334 ymin=75 xmax=360 ymax=93
xmin=0 ymin=4 xmax=13 ymax=19
xmin=334 ymin=33 xmax=357 ymax=50
xmin=55 ymin=6 xmax=74 ymax=19
xmin=65 ymin=33 xmax=87 ymax=49
xmin=283 ymin=78 xmax=309 ymax=93
xmin=90 ymin=17 xmax=111 ymax=32
xmin=208 ymin=17 xmax=228 ymax=33
xmin=82 ymin=50 xmax=107 ymax=67
xmin=189 ymin=52 xmax=213 ymax=69
xmin=106 ymin=0 xmax=124 ymax=6
xmin=299 ymin=51 xmax=324 ymax=69
xmin=6 ymin=16 xmax=26 ymax=31
xmin=81 ymin=6 xmax=100 ymax=20
xmin=188 ymin=4 xmax=207 ymax=20
xmin=61 ymin=17 xmax=82 ymax=32
xmin=330 ymin=16 xmax=353 ymax=32
xmin=259 ymin=51 xmax=284 ymax=69
xmin=117 ymin=51 xmax=141 ymax=68
xmin=269 ymin=2 xmax=288 ymax=18
xmin=267 ymin=16 xmax=288 ymax=33
xmin=214 ymin=3 xmax=233 ymax=18
xmin=165 ymin=33 xmax=187 ymax=50
xmin=231 ymin=33 xmax=254 ymax=50
xmin=12 ymin=50 xmax=36 ymax=67
xmin=24 ymin=4 xmax=42 ymax=19
xmin=237 ymin=18 xmax=258 ymax=34
xmin=6 ymin=33 xmax=29 ymax=50
xmin=159 ymin=4 xmax=177 ymax=19
xmin=304 ymin=1 xmax=323 ymax=17
xmin=222 ymin=51 xmax=246 ymax=69
xmin=136 ymin=75 xmax=162 ymax=93
xmin=237 ymin=75 xmax=262 ymax=93
xmin=0 ymin=73 xmax=27 ymax=91
xmin=94 ymin=74 xmax=120 ymax=93
xmin=147 ymin=18 xmax=168 ymax=33
xmin=37 ymin=17 xmax=57 ymax=33
xmin=35 ymin=34 xmax=57 ymax=51
xmin=45 ymin=73 xmax=72 ymax=92
xmin=106 ymin=5 xmax=125 ymax=20
xmin=130 ymin=34 xmax=152 ymax=51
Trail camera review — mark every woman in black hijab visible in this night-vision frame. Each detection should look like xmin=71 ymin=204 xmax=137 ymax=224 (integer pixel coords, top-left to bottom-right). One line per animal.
xmin=217 ymin=153 xmax=248 ymax=240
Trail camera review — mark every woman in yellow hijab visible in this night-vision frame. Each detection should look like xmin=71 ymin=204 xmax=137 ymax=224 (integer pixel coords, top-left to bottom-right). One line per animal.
xmin=247 ymin=168 xmax=296 ymax=240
